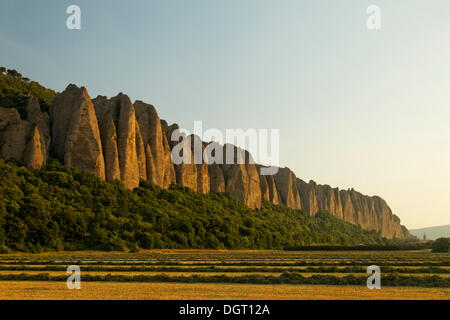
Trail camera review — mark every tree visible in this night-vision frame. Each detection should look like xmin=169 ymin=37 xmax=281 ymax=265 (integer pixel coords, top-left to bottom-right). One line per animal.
xmin=0 ymin=67 xmax=6 ymax=74
xmin=432 ymin=238 xmax=449 ymax=253
xmin=7 ymin=69 xmax=22 ymax=78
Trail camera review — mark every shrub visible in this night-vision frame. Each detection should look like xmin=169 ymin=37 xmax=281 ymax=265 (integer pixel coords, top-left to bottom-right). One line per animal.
xmin=432 ymin=238 xmax=449 ymax=253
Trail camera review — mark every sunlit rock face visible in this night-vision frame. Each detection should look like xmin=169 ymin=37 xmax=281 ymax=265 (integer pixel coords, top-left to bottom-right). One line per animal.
xmin=50 ymin=84 xmax=105 ymax=179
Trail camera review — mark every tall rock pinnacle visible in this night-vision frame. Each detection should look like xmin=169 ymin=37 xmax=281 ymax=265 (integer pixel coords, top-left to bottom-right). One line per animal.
xmin=50 ymin=84 xmax=105 ymax=179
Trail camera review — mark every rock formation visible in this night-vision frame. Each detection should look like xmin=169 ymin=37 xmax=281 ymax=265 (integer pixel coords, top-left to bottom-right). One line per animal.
xmin=50 ymin=85 xmax=105 ymax=179
xmin=209 ymin=162 xmax=226 ymax=193
xmin=26 ymin=96 xmax=50 ymax=162
xmin=93 ymin=96 xmax=121 ymax=182
xmin=220 ymin=145 xmax=262 ymax=209
xmin=274 ymin=167 xmax=302 ymax=209
xmin=0 ymin=84 xmax=409 ymax=238
xmin=113 ymin=94 xmax=140 ymax=189
xmin=258 ymin=166 xmax=280 ymax=205
xmin=0 ymin=99 xmax=48 ymax=169
xmin=134 ymin=101 xmax=175 ymax=188
xmin=23 ymin=126 xmax=44 ymax=169
xmin=166 ymin=126 xmax=198 ymax=192
xmin=194 ymin=137 xmax=210 ymax=194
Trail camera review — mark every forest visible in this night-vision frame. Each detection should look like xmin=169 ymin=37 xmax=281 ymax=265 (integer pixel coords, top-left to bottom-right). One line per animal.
xmin=0 ymin=159 xmax=394 ymax=252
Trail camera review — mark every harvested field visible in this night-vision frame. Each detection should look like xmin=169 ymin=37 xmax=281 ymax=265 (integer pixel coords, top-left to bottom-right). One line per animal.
xmin=0 ymin=281 xmax=448 ymax=300
xmin=0 ymin=250 xmax=448 ymax=299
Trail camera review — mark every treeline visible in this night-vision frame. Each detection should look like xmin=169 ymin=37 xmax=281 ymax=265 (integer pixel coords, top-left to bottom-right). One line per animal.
xmin=0 ymin=159 xmax=396 ymax=252
xmin=432 ymin=238 xmax=449 ymax=253
xmin=0 ymin=67 xmax=56 ymax=117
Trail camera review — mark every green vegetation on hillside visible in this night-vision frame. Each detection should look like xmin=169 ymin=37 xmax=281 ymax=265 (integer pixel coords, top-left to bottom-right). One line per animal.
xmin=0 ymin=159 xmax=394 ymax=252
xmin=0 ymin=67 xmax=56 ymax=117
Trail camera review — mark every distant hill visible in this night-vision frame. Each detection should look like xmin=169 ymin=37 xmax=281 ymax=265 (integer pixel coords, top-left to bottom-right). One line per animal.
xmin=410 ymin=225 xmax=450 ymax=240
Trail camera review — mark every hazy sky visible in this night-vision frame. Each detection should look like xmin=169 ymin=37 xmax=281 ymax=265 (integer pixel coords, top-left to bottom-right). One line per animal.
xmin=1 ymin=0 xmax=449 ymax=229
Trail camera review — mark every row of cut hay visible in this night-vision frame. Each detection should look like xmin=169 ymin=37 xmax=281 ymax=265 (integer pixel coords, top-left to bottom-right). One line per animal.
xmin=0 ymin=265 xmax=448 ymax=275
xmin=0 ymin=272 xmax=448 ymax=287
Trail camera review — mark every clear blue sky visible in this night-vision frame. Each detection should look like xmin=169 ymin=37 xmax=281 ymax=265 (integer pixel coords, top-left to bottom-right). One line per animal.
xmin=1 ymin=0 xmax=449 ymax=229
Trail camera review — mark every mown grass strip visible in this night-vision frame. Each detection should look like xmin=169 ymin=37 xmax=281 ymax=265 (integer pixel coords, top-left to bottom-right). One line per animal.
xmin=0 ymin=272 xmax=448 ymax=288
xmin=0 ymin=265 xmax=447 ymax=274
xmin=0 ymin=261 xmax=448 ymax=267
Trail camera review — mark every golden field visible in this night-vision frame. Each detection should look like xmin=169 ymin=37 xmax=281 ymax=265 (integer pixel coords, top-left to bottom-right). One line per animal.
xmin=0 ymin=249 xmax=448 ymax=300
xmin=0 ymin=281 xmax=448 ymax=300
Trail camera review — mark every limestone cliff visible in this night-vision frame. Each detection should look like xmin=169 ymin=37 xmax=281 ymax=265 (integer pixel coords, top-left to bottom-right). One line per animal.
xmin=293 ymin=181 xmax=409 ymax=239
xmin=0 ymin=84 xmax=409 ymax=238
